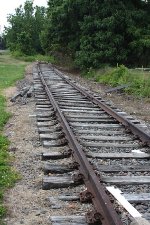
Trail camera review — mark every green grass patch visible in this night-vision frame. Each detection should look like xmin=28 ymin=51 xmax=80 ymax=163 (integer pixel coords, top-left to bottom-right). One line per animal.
xmin=0 ymin=145 xmax=19 ymax=220
xmin=0 ymin=64 xmax=25 ymax=89
xmin=87 ymin=65 xmax=150 ymax=98
xmin=0 ymin=50 xmax=28 ymax=90
xmin=0 ymin=131 xmax=19 ymax=222
xmin=0 ymin=50 xmax=26 ymax=222
xmin=0 ymin=96 xmax=10 ymax=130
xmin=12 ymin=51 xmax=55 ymax=63
xmin=22 ymin=54 xmax=55 ymax=63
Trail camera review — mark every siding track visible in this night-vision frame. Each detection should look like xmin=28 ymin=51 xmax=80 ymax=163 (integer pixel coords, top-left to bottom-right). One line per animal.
xmin=33 ymin=62 xmax=150 ymax=225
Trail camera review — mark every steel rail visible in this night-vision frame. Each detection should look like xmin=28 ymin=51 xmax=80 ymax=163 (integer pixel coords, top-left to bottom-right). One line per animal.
xmin=54 ymin=67 xmax=150 ymax=147
xmin=37 ymin=64 xmax=124 ymax=225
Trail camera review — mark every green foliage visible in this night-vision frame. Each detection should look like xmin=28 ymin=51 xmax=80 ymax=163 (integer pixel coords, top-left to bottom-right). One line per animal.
xmin=5 ymin=1 xmax=46 ymax=55
xmin=41 ymin=0 xmax=86 ymax=54
xmin=0 ymin=140 xmax=19 ymax=220
xmin=17 ymin=54 xmax=55 ymax=63
xmin=4 ymin=0 xmax=150 ymax=69
xmin=0 ymin=64 xmax=25 ymax=89
xmin=0 ymin=205 xmax=6 ymax=220
xmin=42 ymin=0 xmax=150 ymax=69
xmin=11 ymin=50 xmax=55 ymax=62
xmin=0 ymin=51 xmax=24 ymax=222
xmin=81 ymin=67 xmax=96 ymax=79
xmin=98 ymin=65 xmax=129 ymax=85
xmin=97 ymin=65 xmax=150 ymax=97
xmin=0 ymin=97 xmax=10 ymax=131
xmin=0 ymin=136 xmax=9 ymax=150
xmin=0 ymin=35 xmax=6 ymax=50
xmin=0 ymin=119 xmax=19 ymax=222
xmin=76 ymin=1 xmax=150 ymax=68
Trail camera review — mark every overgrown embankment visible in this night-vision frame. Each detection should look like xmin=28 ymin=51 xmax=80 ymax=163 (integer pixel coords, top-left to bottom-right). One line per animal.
xmin=0 ymin=51 xmax=28 ymax=223
xmin=84 ymin=65 xmax=150 ymax=98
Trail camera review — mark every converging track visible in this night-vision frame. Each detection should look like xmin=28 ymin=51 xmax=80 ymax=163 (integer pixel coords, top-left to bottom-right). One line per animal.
xmin=33 ymin=62 xmax=150 ymax=225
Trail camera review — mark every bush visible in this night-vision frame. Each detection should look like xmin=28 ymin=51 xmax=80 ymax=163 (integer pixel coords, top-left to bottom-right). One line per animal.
xmin=98 ymin=65 xmax=150 ymax=97
xmin=12 ymin=53 xmax=55 ymax=63
xmin=98 ymin=65 xmax=129 ymax=85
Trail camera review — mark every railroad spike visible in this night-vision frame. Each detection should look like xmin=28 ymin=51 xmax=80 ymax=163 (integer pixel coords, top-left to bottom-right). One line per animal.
xmin=86 ymin=210 xmax=103 ymax=224
xmin=125 ymin=127 xmax=132 ymax=133
xmin=69 ymin=161 xmax=79 ymax=169
xmin=105 ymin=190 xmax=115 ymax=204
xmin=72 ymin=173 xmax=84 ymax=184
xmin=140 ymin=141 xmax=148 ymax=147
xmin=80 ymin=190 xmax=93 ymax=203
xmin=62 ymin=149 xmax=72 ymax=156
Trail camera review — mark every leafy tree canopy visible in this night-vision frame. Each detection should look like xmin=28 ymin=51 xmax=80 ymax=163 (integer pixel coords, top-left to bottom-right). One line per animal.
xmin=5 ymin=0 xmax=46 ymax=55
xmin=42 ymin=0 xmax=150 ymax=68
xmin=4 ymin=0 xmax=150 ymax=68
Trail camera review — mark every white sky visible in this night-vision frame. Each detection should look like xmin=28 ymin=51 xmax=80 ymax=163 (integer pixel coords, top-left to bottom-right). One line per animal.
xmin=0 ymin=0 xmax=48 ymax=32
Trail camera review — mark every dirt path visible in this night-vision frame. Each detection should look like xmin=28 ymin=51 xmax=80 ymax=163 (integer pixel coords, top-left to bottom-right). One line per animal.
xmin=3 ymin=65 xmax=52 ymax=225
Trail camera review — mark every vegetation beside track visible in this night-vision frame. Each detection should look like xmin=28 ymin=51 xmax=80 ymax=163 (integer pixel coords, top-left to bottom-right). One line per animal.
xmin=0 ymin=51 xmax=27 ymax=222
xmin=84 ymin=65 xmax=150 ymax=98
xmin=12 ymin=51 xmax=55 ymax=63
xmin=3 ymin=1 xmax=150 ymax=70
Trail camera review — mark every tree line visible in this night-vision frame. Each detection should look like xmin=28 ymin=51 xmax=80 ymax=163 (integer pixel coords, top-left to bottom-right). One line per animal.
xmin=4 ymin=0 xmax=150 ymax=68
xmin=0 ymin=35 xmax=6 ymax=50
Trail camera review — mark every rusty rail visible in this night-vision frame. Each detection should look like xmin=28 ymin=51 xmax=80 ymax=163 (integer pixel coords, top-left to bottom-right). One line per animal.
xmin=54 ymin=67 xmax=150 ymax=147
xmin=37 ymin=63 xmax=124 ymax=225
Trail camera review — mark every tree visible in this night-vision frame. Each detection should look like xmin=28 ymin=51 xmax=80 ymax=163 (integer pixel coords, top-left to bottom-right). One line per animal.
xmin=75 ymin=0 xmax=150 ymax=68
xmin=0 ymin=34 xmax=6 ymax=50
xmin=5 ymin=0 xmax=150 ymax=67
xmin=43 ymin=0 xmax=150 ymax=68
xmin=5 ymin=0 xmax=46 ymax=55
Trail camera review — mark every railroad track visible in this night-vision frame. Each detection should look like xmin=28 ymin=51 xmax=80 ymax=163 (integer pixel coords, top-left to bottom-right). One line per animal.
xmin=33 ymin=62 xmax=150 ymax=225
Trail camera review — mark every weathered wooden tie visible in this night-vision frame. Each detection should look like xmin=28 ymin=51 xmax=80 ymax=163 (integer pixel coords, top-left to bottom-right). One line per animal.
xmin=103 ymin=176 xmax=150 ymax=184
xmin=87 ymin=152 xmax=150 ymax=159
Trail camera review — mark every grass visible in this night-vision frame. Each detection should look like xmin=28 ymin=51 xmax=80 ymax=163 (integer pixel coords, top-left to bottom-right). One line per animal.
xmin=84 ymin=65 xmax=150 ymax=98
xmin=12 ymin=50 xmax=55 ymax=63
xmin=0 ymin=96 xmax=10 ymax=131
xmin=21 ymin=54 xmax=55 ymax=63
xmin=0 ymin=65 xmax=26 ymax=89
xmin=0 ymin=50 xmax=27 ymax=222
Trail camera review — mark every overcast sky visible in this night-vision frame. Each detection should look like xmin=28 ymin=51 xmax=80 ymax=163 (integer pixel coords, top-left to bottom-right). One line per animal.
xmin=0 ymin=0 xmax=48 ymax=32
